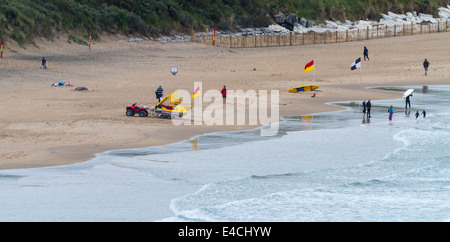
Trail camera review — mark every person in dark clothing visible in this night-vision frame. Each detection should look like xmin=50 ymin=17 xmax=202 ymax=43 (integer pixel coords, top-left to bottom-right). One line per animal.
xmin=366 ymin=100 xmax=372 ymax=118
xmin=405 ymin=93 xmax=412 ymax=109
xmin=155 ymin=85 xmax=163 ymax=101
xmin=362 ymin=100 xmax=367 ymax=118
xmin=423 ymin=58 xmax=429 ymax=76
xmin=422 ymin=109 xmax=426 ymax=118
xmin=415 ymin=110 xmax=420 ymax=119
xmin=42 ymin=57 xmax=47 ymax=69
xmin=363 ymin=47 xmax=369 ymax=61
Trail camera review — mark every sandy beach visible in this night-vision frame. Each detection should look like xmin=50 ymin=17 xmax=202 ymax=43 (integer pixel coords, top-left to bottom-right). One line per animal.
xmin=0 ymin=31 xmax=449 ymax=170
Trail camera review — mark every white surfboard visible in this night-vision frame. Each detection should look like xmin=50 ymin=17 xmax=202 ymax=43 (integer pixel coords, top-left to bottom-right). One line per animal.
xmin=403 ymin=89 xmax=414 ymax=99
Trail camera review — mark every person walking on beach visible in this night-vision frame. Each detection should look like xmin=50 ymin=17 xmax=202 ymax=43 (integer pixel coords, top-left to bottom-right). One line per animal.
xmin=415 ymin=110 xmax=420 ymax=119
xmin=422 ymin=109 xmax=426 ymax=118
xmin=405 ymin=93 xmax=412 ymax=109
xmin=362 ymin=100 xmax=367 ymax=118
xmin=388 ymin=105 xmax=394 ymax=121
xmin=221 ymin=86 xmax=227 ymax=99
xmin=155 ymin=85 xmax=164 ymax=101
xmin=42 ymin=57 xmax=47 ymax=69
xmin=423 ymin=58 xmax=429 ymax=76
xmin=363 ymin=47 xmax=369 ymax=61
xmin=366 ymin=100 xmax=372 ymax=118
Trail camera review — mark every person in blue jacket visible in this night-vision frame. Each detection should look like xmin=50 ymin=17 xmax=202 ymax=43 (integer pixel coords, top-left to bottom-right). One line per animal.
xmin=388 ymin=105 xmax=394 ymax=121
xmin=363 ymin=47 xmax=369 ymax=61
xmin=155 ymin=85 xmax=164 ymax=101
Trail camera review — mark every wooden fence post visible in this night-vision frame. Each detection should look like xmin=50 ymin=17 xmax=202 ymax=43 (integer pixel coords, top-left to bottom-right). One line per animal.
xmin=366 ymin=26 xmax=369 ymax=39
xmin=191 ymin=31 xmax=196 ymax=42
xmin=289 ymin=32 xmax=292 ymax=46
xmin=428 ymin=23 xmax=431 ymax=33
xmin=336 ymin=31 xmax=338 ymax=43
xmin=346 ymin=30 xmax=348 ymax=42
xmin=230 ymin=35 xmax=232 ymax=48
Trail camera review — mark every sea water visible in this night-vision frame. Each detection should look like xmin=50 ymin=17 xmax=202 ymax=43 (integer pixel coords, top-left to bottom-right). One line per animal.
xmin=0 ymin=85 xmax=449 ymax=221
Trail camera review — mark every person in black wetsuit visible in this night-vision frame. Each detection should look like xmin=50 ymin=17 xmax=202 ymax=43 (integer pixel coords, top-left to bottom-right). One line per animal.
xmin=405 ymin=93 xmax=412 ymax=109
xmin=423 ymin=58 xmax=429 ymax=76
xmin=366 ymin=100 xmax=372 ymax=118
xmin=362 ymin=100 xmax=366 ymax=119
xmin=422 ymin=109 xmax=426 ymax=118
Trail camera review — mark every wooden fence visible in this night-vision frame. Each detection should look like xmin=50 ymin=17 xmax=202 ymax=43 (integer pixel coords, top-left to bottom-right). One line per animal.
xmin=192 ymin=21 xmax=449 ymax=48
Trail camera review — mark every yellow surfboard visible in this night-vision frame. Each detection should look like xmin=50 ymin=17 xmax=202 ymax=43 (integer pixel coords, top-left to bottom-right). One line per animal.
xmin=288 ymin=85 xmax=319 ymax=93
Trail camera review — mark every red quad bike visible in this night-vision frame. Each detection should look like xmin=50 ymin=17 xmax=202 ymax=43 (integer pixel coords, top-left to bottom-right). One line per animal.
xmin=126 ymin=103 xmax=149 ymax=117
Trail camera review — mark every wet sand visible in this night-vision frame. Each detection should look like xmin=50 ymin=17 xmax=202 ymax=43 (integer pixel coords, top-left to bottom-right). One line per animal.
xmin=0 ymin=32 xmax=449 ymax=169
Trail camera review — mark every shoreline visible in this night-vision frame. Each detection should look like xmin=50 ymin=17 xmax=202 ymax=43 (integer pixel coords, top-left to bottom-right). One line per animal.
xmin=1 ymin=32 xmax=449 ymax=170
xmin=4 ymin=81 xmax=448 ymax=171
xmin=1 ymin=84 xmax=448 ymax=222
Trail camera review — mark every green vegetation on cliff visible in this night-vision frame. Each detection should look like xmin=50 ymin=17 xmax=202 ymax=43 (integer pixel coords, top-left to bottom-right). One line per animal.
xmin=0 ymin=0 xmax=448 ymax=46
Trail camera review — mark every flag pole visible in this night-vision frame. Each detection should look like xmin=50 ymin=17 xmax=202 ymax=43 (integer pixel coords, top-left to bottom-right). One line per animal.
xmin=313 ymin=63 xmax=316 ymax=83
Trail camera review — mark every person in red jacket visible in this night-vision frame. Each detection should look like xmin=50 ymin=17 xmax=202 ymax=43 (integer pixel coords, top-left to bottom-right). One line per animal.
xmin=221 ymin=86 xmax=227 ymax=99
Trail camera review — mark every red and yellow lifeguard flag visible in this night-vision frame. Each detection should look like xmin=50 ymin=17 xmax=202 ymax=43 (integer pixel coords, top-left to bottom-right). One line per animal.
xmin=192 ymin=86 xmax=200 ymax=98
xmin=304 ymin=60 xmax=314 ymax=72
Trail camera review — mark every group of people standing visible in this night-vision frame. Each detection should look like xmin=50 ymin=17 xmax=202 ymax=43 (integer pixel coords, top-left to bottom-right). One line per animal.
xmin=362 ymin=94 xmax=427 ymax=122
xmin=362 ymin=100 xmax=372 ymax=119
